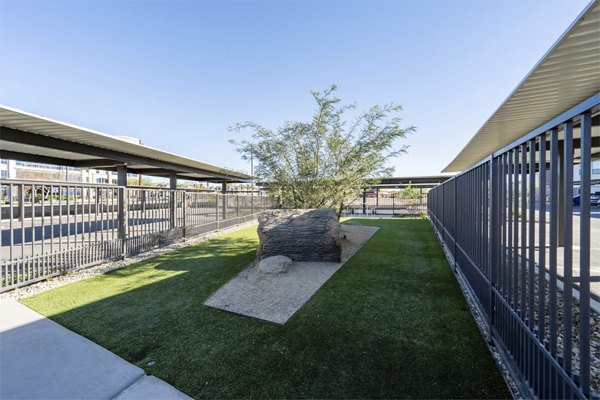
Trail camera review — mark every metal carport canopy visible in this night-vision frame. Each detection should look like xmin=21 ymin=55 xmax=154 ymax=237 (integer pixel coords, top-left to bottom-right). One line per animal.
xmin=0 ymin=105 xmax=254 ymax=183
xmin=443 ymin=0 xmax=600 ymax=173
xmin=373 ymin=174 xmax=454 ymax=188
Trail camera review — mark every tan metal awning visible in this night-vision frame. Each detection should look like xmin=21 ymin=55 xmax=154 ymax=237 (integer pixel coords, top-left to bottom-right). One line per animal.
xmin=443 ymin=1 xmax=600 ymax=173
xmin=0 ymin=105 xmax=253 ymax=183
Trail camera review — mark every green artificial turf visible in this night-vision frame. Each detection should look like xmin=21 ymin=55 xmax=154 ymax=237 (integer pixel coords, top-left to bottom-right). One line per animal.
xmin=22 ymin=219 xmax=510 ymax=399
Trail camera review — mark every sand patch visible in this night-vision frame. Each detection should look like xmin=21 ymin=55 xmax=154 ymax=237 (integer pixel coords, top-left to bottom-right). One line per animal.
xmin=203 ymin=223 xmax=379 ymax=324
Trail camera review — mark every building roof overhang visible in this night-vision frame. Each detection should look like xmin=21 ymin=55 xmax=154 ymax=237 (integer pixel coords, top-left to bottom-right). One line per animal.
xmin=443 ymin=0 xmax=600 ymax=173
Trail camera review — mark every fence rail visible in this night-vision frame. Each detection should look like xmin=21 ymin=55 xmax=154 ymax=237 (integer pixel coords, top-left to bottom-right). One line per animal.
xmin=0 ymin=181 xmax=276 ymax=292
xmin=428 ymin=96 xmax=599 ymax=399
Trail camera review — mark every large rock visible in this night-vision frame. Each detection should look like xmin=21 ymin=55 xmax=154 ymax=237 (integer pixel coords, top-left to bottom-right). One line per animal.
xmin=256 ymin=209 xmax=341 ymax=262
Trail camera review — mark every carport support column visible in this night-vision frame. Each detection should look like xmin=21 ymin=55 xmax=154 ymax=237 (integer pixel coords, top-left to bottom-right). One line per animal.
xmin=170 ymin=173 xmax=177 ymax=230
xmin=117 ymin=165 xmax=128 ymax=257
xmin=362 ymin=190 xmax=367 ymax=215
xmin=221 ymin=183 xmax=227 ymax=220
xmin=141 ymin=187 xmax=146 ymax=213
xmin=18 ymin=185 xmax=24 ymax=223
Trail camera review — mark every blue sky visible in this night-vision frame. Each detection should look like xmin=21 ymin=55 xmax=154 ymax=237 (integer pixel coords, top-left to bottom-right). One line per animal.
xmin=0 ymin=0 xmax=591 ymax=177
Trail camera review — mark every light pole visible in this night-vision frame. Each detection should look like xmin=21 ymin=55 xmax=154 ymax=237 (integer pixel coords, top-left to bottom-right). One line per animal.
xmin=250 ymin=143 xmax=254 ymax=196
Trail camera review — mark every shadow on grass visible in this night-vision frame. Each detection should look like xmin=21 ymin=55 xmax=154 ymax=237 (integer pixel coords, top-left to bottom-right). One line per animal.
xmin=21 ymin=220 xmax=510 ymax=399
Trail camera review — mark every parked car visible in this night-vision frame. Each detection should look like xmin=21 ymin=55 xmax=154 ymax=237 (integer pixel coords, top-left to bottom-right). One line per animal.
xmin=573 ymin=192 xmax=600 ymax=206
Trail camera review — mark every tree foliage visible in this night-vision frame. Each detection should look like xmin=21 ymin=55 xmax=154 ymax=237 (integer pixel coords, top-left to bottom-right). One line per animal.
xmin=400 ymin=181 xmax=421 ymax=200
xmin=399 ymin=181 xmax=423 ymax=215
xmin=127 ymin=176 xmax=155 ymax=187
xmin=230 ymin=85 xmax=414 ymax=216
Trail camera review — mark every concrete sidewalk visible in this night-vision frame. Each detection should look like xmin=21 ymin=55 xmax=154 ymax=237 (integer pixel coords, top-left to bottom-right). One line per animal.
xmin=0 ymin=299 xmax=191 ymax=400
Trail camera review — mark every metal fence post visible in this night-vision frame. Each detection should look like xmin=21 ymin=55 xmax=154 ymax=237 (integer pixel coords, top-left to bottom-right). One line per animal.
xmin=182 ymin=190 xmax=187 ymax=238
xmin=215 ymin=193 xmax=220 ymax=227
xmin=222 ymin=183 xmax=227 ymax=221
xmin=453 ymin=177 xmax=457 ymax=268
xmin=488 ymin=154 xmax=496 ymax=343
xmin=557 ymin=140 xmax=565 ymax=246
xmin=169 ymin=173 xmax=177 ymax=230
xmin=562 ymin=119 xmax=574 ymax=375
xmin=117 ymin=165 xmax=128 ymax=257
xmin=18 ymin=184 xmax=25 ymax=223
xmin=441 ymin=182 xmax=444 ymax=240
xmin=141 ymin=190 xmax=146 ymax=214
xmin=549 ymin=127 xmax=559 ymax=358
xmin=579 ymin=111 xmax=591 ymax=396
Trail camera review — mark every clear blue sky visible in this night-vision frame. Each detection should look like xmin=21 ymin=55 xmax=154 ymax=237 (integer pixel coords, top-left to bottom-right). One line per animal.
xmin=0 ymin=0 xmax=591 ymax=177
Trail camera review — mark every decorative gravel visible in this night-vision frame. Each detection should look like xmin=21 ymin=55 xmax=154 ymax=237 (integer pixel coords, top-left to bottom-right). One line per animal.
xmin=0 ymin=221 xmax=258 ymax=301
xmin=537 ymin=277 xmax=600 ymax=394
xmin=451 ymin=266 xmax=524 ymax=400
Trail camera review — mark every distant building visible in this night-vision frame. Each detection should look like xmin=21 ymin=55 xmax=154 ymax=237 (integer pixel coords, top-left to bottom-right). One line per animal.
xmin=534 ymin=161 xmax=600 ymax=199
xmin=575 ymin=159 xmax=600 ymax=180
xmin=574 ymin=160 xmax=600 ymax=195
xmin=0 ymin=159 xmax=120 ymax=184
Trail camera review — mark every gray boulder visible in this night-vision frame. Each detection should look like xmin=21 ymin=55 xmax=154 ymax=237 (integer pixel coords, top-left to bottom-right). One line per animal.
xmin=256 ymin=209 xmax=341 ymax=262
xmin=255 ymin=255 xmax=293 ymax=274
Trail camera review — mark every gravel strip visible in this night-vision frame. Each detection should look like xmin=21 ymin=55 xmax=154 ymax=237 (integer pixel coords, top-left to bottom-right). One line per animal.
xmin=0 ymin=221 xmax=258 ymax=301
xmin=536 ymin=275 xmax=600 ymax=394
xmin=433 ymin=229 xmax=522 ymax=399
xmin=491 ymin=256 xmax=600 ymax=394
xmin=451 ymin=262 xmax=524 ymax=400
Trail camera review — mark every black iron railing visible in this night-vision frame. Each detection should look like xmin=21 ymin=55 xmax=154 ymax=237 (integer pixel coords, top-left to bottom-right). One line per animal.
xmin=428 ymin=93 xmax=599 ymax=399
xmin=0 ymin=181 xmax=276 ymax=292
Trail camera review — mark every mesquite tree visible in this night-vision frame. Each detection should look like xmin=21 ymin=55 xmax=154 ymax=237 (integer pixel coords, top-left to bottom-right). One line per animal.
xmin=230 ymin=85 xmax=414 ymax=216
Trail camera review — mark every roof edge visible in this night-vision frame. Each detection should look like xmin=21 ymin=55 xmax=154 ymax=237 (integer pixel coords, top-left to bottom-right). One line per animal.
xmin=442 ymin=0 xmax=599 ymax=173
xmin=0 ymin=104 xmax=254 ymax=181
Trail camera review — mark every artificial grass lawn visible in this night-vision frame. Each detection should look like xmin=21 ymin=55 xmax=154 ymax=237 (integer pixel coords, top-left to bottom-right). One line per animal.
xmin=22 ymin=219 xmax=510 ymax=399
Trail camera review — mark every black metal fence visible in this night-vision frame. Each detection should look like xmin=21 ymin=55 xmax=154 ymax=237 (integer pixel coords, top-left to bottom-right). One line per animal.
xmin=346 ymin=192 xmax=428 ymax=216
xmin=0 ymin=180 xmax=276 ymax=292
xmin=428 ymin=96 xmax=599 ymax=399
